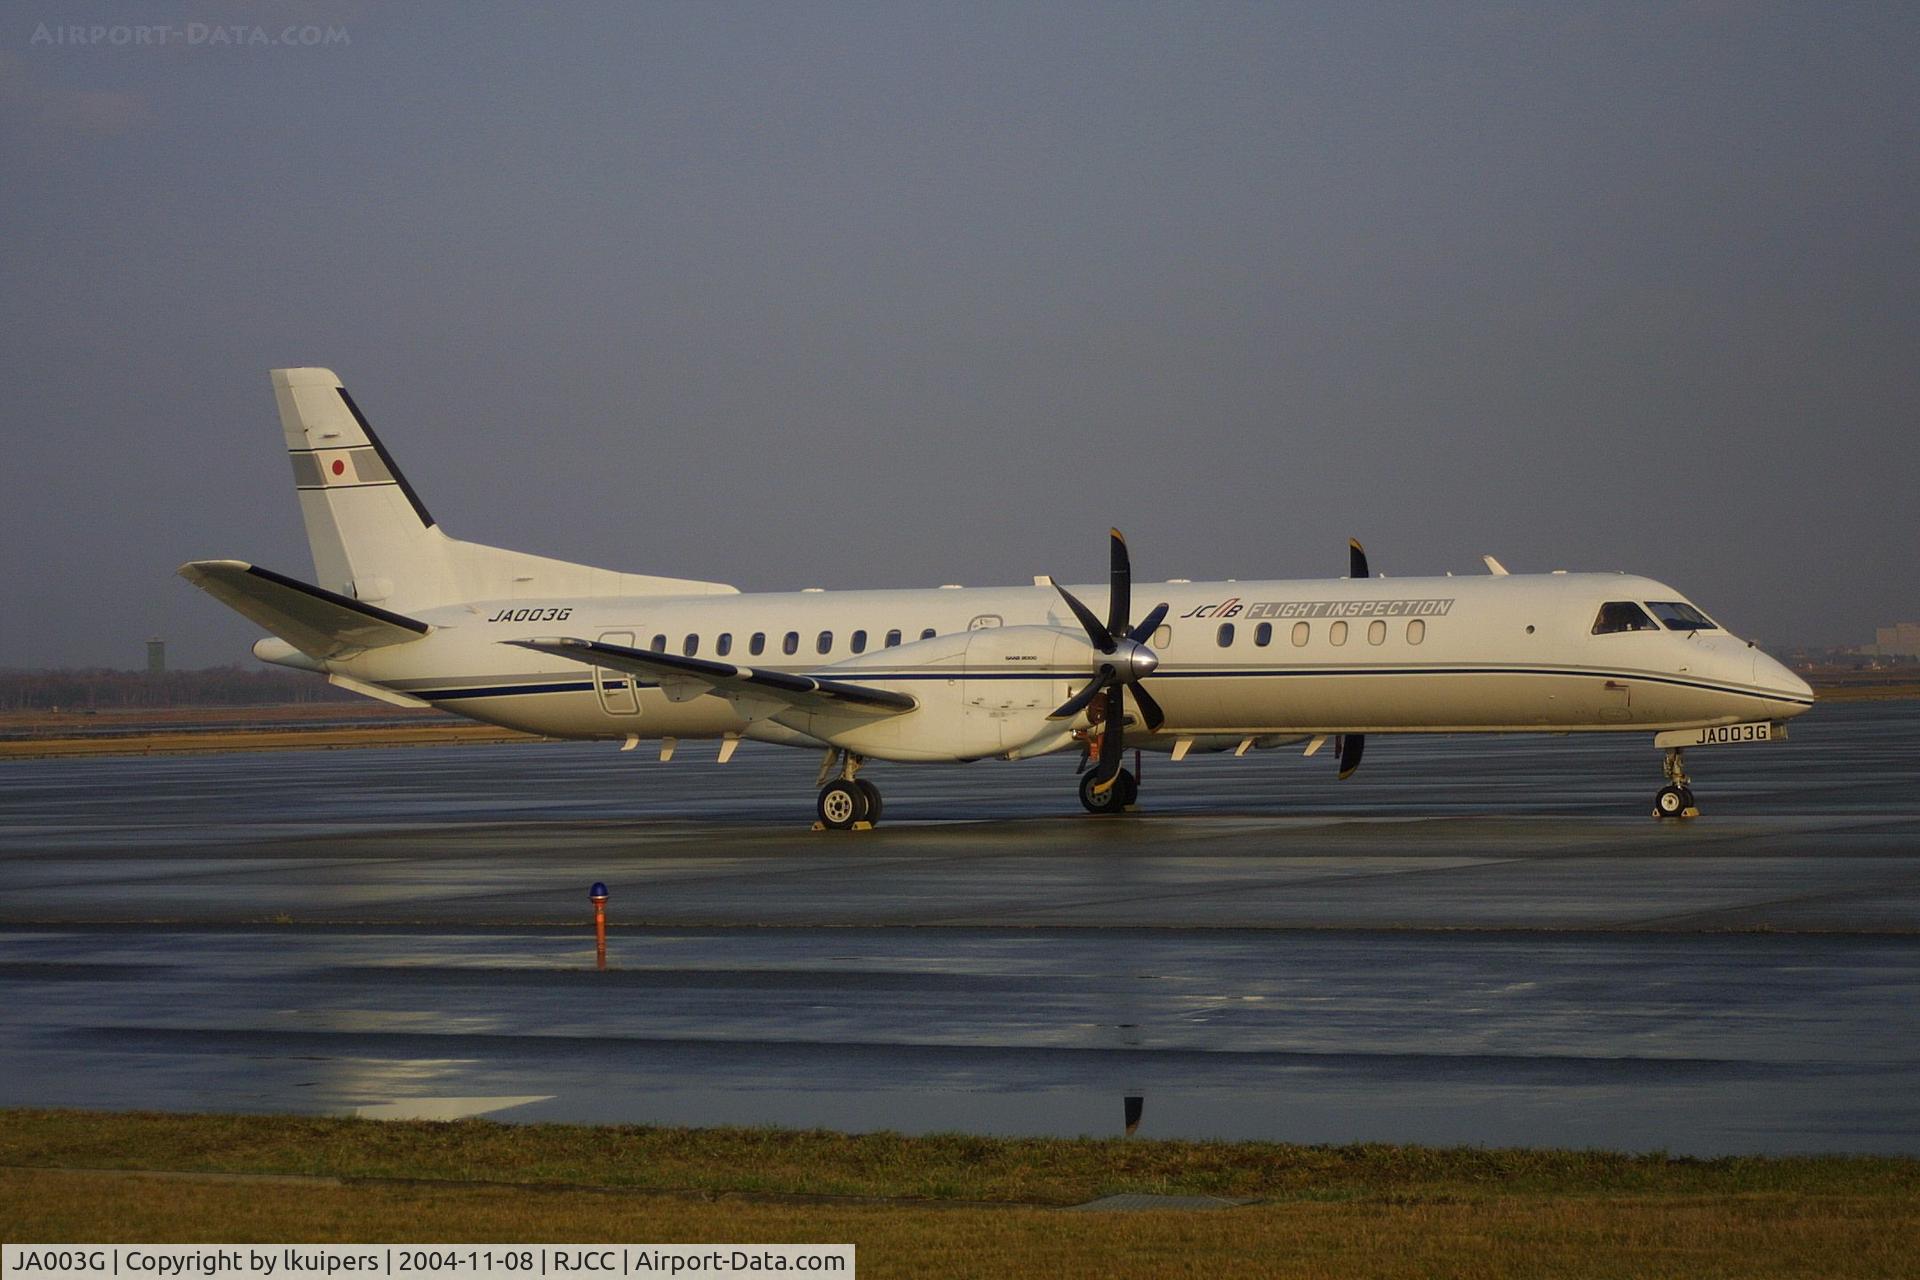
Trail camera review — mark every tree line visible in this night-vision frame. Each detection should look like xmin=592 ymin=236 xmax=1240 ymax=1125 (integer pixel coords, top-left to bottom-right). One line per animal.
xmin=0 ymin=666 xmax=355 ymax=710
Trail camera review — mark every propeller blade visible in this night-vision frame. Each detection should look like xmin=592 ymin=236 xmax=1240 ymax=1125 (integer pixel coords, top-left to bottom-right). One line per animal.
xmin=1125 ymin=602 xmax=1170 ymax=646
xmin=1048 ymin=670 xmax=1112 ymax=721
xmin=1054 ymin=583 xmax=1116 ymax=654
xmin=1131 ymin=682 xmax=1166 ymax=732
xmin=1090 ymin=684 xmax=1127 ymax=790
xmin=1337 ymin=732 xmax=1365 ymax=780
xmin=1107 ymin=528 xmax=1131 ymax=637
xmin=1348 ymin=538 xmax=1370 ymax=579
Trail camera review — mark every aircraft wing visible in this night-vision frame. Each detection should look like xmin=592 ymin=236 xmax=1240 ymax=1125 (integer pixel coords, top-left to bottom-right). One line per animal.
xmin=506 ymin=636 xmax=918 ymax=719
xmin=178 ymin=559 xmax=430 ymax=659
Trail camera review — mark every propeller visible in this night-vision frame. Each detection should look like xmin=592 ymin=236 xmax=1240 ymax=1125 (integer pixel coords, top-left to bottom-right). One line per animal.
xmin=1340 ymin=538 xmax=1369 ymax=778
xmin=1047 ymin=529 xmax=1169 ymax=791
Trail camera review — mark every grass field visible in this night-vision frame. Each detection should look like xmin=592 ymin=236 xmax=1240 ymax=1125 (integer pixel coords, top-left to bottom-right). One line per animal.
xmin=3 ymin=1110 xmax=1916 ymax=1277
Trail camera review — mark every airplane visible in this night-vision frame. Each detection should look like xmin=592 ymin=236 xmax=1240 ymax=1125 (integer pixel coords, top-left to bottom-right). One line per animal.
xmin=181 ymin=367 xmax=1815 ymax=828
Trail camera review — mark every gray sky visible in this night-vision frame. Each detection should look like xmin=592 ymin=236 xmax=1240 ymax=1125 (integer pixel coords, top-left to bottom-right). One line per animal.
xmin=4 ymin=1 xmax=1915 ymax=669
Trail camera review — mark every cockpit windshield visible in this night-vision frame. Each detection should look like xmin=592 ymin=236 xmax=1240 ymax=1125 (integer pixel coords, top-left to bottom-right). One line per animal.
xmin=1591 ymin=601 xmax=1661 ymax=635
xmin=1647 ymin=601 xmax=1718 ymax=631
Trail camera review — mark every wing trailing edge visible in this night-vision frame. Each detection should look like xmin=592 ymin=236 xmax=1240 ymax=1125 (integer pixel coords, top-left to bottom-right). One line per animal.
xmin=507 ymin=636 xmax=917 ymax=719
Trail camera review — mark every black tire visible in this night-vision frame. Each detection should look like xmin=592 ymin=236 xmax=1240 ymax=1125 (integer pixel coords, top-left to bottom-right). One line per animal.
xmin=1119 ymin=769 xmax=1139 ymax=807
xmin=1079 ymin=768 xmax=1133 ymax=815
xmin=1679 ymin=786 xmax=1696 ymax=813
xmin=855 ymin=778 xmax=883 ymax=825
xmin=1654 ymin=785 xmax=1687 ymax=819
xmin=818 ymin=780 xmax=867 ymax=830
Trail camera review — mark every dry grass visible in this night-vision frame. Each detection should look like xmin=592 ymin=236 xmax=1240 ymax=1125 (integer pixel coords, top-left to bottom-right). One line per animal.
xmin=4 ymin=1169 xmax=1915 ymax=1279
xmin=4 ymin=1111 xmax=1919 ymax=1278
xmin=1805 ymin=681 xmax=1920 ymax=703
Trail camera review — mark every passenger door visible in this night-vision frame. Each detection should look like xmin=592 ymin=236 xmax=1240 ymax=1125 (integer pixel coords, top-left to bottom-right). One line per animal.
xmin=594 ymin=630 xmax=640 ymax=715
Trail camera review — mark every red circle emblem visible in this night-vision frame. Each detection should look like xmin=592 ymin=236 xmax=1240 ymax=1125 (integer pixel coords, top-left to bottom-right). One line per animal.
xmin=331 ymin=459 xmax=346 ymax=476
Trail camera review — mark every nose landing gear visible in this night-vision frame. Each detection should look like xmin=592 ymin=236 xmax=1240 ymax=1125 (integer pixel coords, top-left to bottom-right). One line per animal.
xmin=1653 ymin=748 xmax=1700 ymax=820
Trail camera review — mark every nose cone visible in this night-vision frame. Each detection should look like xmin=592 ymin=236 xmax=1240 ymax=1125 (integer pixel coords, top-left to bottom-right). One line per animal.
xmin=1752 ymin=649 xmax=1815 ymax=717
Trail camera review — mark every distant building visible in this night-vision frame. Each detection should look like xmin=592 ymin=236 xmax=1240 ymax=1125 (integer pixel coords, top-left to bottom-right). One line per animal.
xmin=146 ymin=638 xmax=166 ymax=674
xmin=1871 ymin=623 xmax=1920 ymax=659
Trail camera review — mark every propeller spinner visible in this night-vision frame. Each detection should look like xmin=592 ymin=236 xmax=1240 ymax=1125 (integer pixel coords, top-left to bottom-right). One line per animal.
xmin=1047 ymin=529 xmax=1169 ymax=792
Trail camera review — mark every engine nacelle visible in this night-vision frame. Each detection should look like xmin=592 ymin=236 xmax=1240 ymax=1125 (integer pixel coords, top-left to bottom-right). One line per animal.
xmin=776 ymin=625 xmax=1093 ymax=762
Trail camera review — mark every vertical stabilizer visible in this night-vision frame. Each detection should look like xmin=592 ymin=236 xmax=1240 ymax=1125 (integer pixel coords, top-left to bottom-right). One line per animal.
xmin=271 ymin=368 xmax=739 ymax=611
xmin=275 ymin=367 xmax=441 ymax=608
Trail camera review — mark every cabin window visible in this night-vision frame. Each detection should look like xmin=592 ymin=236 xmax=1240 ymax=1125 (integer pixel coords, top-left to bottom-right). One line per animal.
xmin=715 ymin=633 xmax=732 ymax=657
xmin=1254 ymin=622 xmax=1272 ymax=647
xmin=921 ymin=627 xmax=937 ymax=640
xmin=1330 ymin=620 xmax=1348 ymax=646
xmin=1592 ymin=601 xmax=1660 ymax=635
xmin=749 ymin=632 xmax=766 ymax=656
xmin=682 ymin=634 xmax=699 ymax=657
xmin=885 ymin=629 xmax=903 ymax=647
xmin=1216 ymin=622 xmax=1235 ymax=647
xmin=650 ymin=634 xmax=666 ymax=653
xmin=1291 ymin=621 xmax=1310 ymax=647
xmin=1647 ymin=601 xmax=1719 ymax=631
xmin=1407 ymin=619 xmax=1425 ymax=645
xmin=1153 ymin=624 xmax=1172 ymax=648
xmin=851 ymin=629 xmax=867 ymax=654
xmin=782 ymin=631 xmax=799 ymax=656
xmin=816 ymin=630 xmax=833 ymax=655
xmin=1368 ymin=620 xmax=1387 ymax=645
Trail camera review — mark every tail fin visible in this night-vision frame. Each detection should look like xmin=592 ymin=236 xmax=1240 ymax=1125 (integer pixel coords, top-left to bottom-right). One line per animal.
xmin=276 ymin=367 xmax=438 ymax=608
xmin=273 ymin=368 xmax=737 ymax=610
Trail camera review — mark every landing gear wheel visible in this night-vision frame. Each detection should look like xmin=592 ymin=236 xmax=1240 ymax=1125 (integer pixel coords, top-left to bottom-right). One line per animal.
xmin=855 ymin=778 xmax=883 ymax=825
xmin=1654 ymin=785 xmax=1687 ymax=820
xmin=818 ymin=780 xmax=868 ymax=830
xmin=1080 ymin=767 xmax=1135 ymax=815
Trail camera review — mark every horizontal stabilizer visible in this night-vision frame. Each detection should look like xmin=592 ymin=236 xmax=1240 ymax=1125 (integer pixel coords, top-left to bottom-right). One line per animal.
xmin=508 ymin=636 xmax=917 ymax=718
xmin=179 ymin=559 xmax=430 ymax=660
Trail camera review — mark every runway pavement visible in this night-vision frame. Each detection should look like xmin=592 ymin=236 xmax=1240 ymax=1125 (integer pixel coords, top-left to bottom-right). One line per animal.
xmin=1 ymin=700 xmax=1916 ymax=1153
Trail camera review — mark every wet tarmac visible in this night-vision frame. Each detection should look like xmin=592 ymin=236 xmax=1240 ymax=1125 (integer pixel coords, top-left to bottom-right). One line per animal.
xmin=2 ymin=700 xmax=1917 ymax=1154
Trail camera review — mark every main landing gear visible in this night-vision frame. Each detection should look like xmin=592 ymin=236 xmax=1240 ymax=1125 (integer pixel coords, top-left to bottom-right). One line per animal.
xmin=815 ymin=748 xmax=883 ymax=831
xmin=1652 ymin=747 xmax=1700 ymax=820
xmin=1078 ymin=767 xmax=1138 ymax=814
xmin=1075 ymin=731 xmax=1141 ymax=815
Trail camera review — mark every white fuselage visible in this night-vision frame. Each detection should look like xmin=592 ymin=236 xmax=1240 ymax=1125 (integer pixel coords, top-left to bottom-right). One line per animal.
xmin=312 ymin=570 xmax=1813 ymax=763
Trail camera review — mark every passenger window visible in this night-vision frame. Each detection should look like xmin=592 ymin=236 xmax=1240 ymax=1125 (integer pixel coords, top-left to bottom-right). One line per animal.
xmin=749 ymin=632 xmax=766 ymax=656
xmin=920 ymin=627 xmax=937 ymax=640
xmin=1647 ymin=601 xmax=1719 ymax=631
xmin=1330 ymin=620 xmax=1348 ymax=646
xmin=716 ymin=633 xmax=732 ymax=657
xmin=1592 ymin=602 xmax=1661 ymax=635
xmin=682 ymin=634 xmax=699 ymax=657
xmin=1368 ymin=620 xmax=1387 ymax=645
xmin=1292 ymin=621 xmax=1310 ymax=647
xmin=649 ymin=634 xmax=666 ymax=653
xmin=782 ymin=631 xmax=799 ymax=656
xmin=1153 ymin=625 xmax=1172 ymax=648
xmin=1254 ymin=622 xmax=1272 ymax=647
xmin=1217 ymin=622 xmax=1235 ymax=647
xmin=816 ymin=630 xmax=833 ymax=655
xmin=1407 ymin=619 xmax=1425 ymax=645
xmin=851 ymin=629 xmax=867 ymax=654
xmin=885 ymin=629 xmax=902 ymax=647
